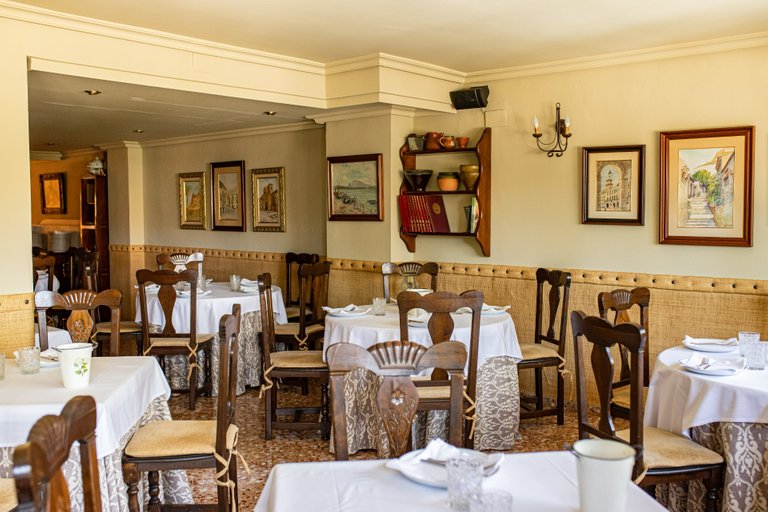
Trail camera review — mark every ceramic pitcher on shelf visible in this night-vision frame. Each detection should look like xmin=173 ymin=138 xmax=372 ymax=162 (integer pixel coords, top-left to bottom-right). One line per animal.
xmin=439 ymin=135 xmax=456 ymax=149
xmin=424 ymin=131 xmax=443 ymax=150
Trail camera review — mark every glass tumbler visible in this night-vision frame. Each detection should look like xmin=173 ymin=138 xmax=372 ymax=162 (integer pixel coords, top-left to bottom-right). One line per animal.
xmin=469 ymin=490 xmax=514 ymax=512
xmin=230 ymin=274 xmax=241 ymax=292
xmin=447 ymin=454 xmax=484 ymax=510
xmin=738 ymin=331 xmax=760 ymax=356
xmin=18 ymin=347 xmax=40 ymax=375
xmin=372 ymin=297 xmax=386 ymax=316
xmin=745 ymin=342 xmax=767 ymax=370
xmin=197 ymin=274 xmax=208 ymax=292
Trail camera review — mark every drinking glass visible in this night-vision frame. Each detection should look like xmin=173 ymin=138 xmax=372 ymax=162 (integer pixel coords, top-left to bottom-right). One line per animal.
xmin=197 ymin=274 xmax=208 ymax=292
xmin=230 ymin=274 xmax=241 ymax=292
xmin=469 ymin=490 xmax=514 ymax=512
xmin=372 ymin=297 xmax=386 ymax=316
xmin=745 ymin=342 xmax=767 ymax=370
xmin=738 ymin=331 xmax=760 ymax=356
xmin=0 ymin=353 xmax=5 ymax=380
xmin=446 ymin=454 xmax=484 ymax=510
xmin=18 ymin=347 xmax=40 ymax=375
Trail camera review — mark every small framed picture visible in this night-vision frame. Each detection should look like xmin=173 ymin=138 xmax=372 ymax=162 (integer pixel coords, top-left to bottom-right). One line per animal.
xmin=581 ymin=145 xmax=645 ymax=225
xmin=327 ymin=154 xmax=383 ymax=221
xmin=40 ymin=172 xmax=66 ymax=214
xmin=178 ymin=172 xmax=207 ymax=230
xmin=210 ymin=160 xmax=246 ymax=231
xmin=251 ymin=167 xmax=286 ymax=232
xmin=660 ymin=126 xmax=754 ymax=246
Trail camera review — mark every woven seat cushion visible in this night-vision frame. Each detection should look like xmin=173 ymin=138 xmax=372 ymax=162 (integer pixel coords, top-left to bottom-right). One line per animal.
xmin=612 ymin=385 xmax=649 ymax=410
xmin=0 ymin=478 xmax=17 ymax=511
xmin=94 ymin=321 xmax=143 ymax=334
xmin=275 ymin=323 xmax=323 ymax=337
xmin=147 ymin=334 xmax=215 ymax=349
xmin=617 ymin=427 xmax=723 ymax=469
xmin=270 ymin=350 xmax=327 ymax=369
xmin=415 ymin=383 xmax=466 ymax=400
xmin=519 ymin=343 xmax=560 ymax=361
xmin=285 ymin=306 xmax=302 ymax=318
xmin=124 ymin=420 xmax=216 ymax=458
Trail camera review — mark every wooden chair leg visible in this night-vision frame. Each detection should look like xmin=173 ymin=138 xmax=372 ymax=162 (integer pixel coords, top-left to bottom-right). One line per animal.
xmin=148 ymin=470 xmax=161 ymax=511
xmin=704 ymin=467 xmax=722 ymax=512
xmin=189 ymin=353 xmax=198 ymax=410
xmin=264 ymin=386 xmax=274 ymax=440
xmin=556 ymin=366 xmax=565 ymax=425
xmin=320 ymin=382 xmax=330 ymax=441
xmin=534 ymin=367 xmax=544 ymax=411
xmin=123 ymin=462 xmax=141 ymax=512
xmin=206 ymin=345 xmax=213 ymax=397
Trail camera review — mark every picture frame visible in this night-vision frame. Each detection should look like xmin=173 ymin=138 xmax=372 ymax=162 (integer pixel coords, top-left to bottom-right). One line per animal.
xmin=660 ymin=126 xmax=754 ymax=246
xmin=327 ymin=154 xmax=384 ymax=221
xmin=251 ymin=167 xmax=286 ymax=232
xmin=40 ymin=172 xmax=66 ymax=214
xmin=210 ymin=160 xmax=246 ymax=231
xmin=177 ymin=172 xmax=207 ymax=230
xmin=581 ymin=145 xmax=645 ymax=225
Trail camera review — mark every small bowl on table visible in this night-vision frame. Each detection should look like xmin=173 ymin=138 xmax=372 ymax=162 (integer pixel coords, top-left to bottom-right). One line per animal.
xmin=404 ymin=169 xmax=433 ymax=192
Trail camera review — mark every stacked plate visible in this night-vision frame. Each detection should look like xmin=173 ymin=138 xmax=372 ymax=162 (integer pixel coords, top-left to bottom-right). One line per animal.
xmin=49 ymin=231 xmax=70 ymax=253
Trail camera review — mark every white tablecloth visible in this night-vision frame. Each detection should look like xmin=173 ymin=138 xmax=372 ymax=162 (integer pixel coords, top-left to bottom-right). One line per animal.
xmin=135 ymin=282 xmax=287 ymax=333
xmin=34 ymin=272 xmax=60 ymax=292
xmin=0 ymin=356 xmax=170 ymax=458
xmin=323 ymin=304 xmax=522 ymax=370
xmin=34 ymin=324 xmax=73 ymax=349
xmin=644 ymin=345 xmax=768 ymax=436
xmin=255 ymin=451 xmax=665 ymax=512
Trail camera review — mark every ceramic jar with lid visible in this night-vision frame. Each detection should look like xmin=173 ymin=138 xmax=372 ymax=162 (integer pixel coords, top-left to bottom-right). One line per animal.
xmin=437 ymin=172 xmax=460 ymax=191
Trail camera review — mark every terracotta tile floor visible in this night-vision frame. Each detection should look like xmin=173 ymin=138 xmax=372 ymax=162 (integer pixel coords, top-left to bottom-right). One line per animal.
xmin=168 ymin=386 xmax=590 ymax=510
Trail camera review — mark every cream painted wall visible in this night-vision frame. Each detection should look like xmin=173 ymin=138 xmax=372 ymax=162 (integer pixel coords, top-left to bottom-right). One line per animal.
xmin=141 ymin=126 xmax=327 ymax=253
xmin=411 ymin=45 xmax=768 ymax=279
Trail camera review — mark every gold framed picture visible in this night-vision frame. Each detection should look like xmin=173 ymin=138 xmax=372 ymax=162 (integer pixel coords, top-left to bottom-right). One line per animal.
xmin=211 ymin=160 xmax=246 ymax=231
xmin=178 ymin=172 xmax=207 ymax=230
xmin=251 ymin=167 xmax=286 ymax=232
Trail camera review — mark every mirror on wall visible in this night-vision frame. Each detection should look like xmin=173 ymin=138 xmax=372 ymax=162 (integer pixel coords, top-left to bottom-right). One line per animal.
xmin=40 ymin=172 xmax=66 ymax=214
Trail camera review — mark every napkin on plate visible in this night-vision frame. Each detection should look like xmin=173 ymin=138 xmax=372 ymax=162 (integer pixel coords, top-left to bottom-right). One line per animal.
xmin=407 ymin=308 xmax=431 ymax=323
xmin=683 ymin=335 xmax=737 ymax=347
xmin=679 ymin=353 xmax=745 ymax=374
xmin=456 ymin=303 xmax=511 ymax=314
xmin=322 ymin=304 xmax=371 ymax=316
xmin=13 ymin=349 xmax=58 ymax=362
xmin=239 ymin=278 xmax=259 ymax=288
xmin=386 ymin=439 xmax=502 ymax=474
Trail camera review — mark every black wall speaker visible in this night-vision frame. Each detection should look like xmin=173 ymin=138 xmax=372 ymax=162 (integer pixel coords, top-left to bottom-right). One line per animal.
xmin=449 ymin=86 xmax=490 ymax=110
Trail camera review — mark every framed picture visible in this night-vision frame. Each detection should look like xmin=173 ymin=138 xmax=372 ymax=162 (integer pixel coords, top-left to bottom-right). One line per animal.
xmin=660 ymin=126 xmax=754 ymax=246
xmin=210 ymin=160 xmax=246 ymax=231
xmin=251 ymin=167 xmax=286 ymax=232
xmin=40 ymin=172 xmax=66 ymax=214
xmin=177 ymin=172 xmax=207 ymax=230
xmin=327 ymin=154 xmax=383 ymax=221
xmin=581 ymin=145 xmax=645 ymax=225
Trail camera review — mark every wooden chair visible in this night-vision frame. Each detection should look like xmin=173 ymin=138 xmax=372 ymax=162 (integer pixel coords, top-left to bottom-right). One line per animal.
xmin=328 ymin=340 xmax=467 ymax=459
xmin=598 ymin=287 xmax=651 ymax=420
xmin=518 ymin=268 xmax=571 ymax=425
xmin=13 ymin=395 xmax=102 ymax=512
xmin=123 ymin=304 xmax=242 ymax=512
xmin=35 ymin=289 xmax=121 ymax=354
xmin=396 ymin=289 xmax=482 ymax=448
xmin=284 ymin=252 xmax=319 ymax=321
xmin=382 ymin=262 xmax=439 ymax=303
xmin=571 ymin=311 xmax=724 ymax=511
xmin=258 ymin=273 xmax=330 ymax=440
xmin=275 ymin=261 xmax=329 ymax=351
xmin=33 ymin=255 xmax=56 ymax=291
xmin=68 ymin=248 xmax=98 ymax=291
xmin=156 ymin=252 xmax=203 ymax=273
xmin=136 ymin=268 xmax=213 ymax=410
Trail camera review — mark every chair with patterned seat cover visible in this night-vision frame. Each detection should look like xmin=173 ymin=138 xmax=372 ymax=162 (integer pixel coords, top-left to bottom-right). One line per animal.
xmin=381 ymin=262 xmax=438 ymax=303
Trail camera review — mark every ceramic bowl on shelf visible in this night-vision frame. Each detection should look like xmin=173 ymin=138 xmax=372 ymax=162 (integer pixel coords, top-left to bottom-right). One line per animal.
xmin=404 ymin=169 xmax=433 ymax=191
xmin=459 ymin=164 xmax=480 ymax=191
xmin=437 ymin=172 xmax=460 ymax=191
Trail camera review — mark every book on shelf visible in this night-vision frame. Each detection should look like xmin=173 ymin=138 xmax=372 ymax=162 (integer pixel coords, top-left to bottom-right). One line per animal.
xmin=470 ymin=196 xmax=480 ymax=233
xmin=424 ymin=196 xmax=450 ymax=233
xmin=398 ymin=194 xmax=452 ymax=233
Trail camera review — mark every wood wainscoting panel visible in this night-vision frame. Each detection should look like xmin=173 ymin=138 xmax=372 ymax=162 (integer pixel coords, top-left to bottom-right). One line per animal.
xmin=0 ymin=293 xmax=34 ymax=356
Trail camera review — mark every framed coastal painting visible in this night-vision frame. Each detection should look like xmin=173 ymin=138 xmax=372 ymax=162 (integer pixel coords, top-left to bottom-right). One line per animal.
xmin=660 ymin=126 xmax=754 ymax=246
xmin=210 ymin=160 xmax=246 ymax=231
xmin=251 ymin=167 xmax=286 ymax=232
xmin=40 ymin=172 xmax=66 ymax=214
xmin=582 ymin=145 xmax=645 ymax=225
xmin=178 ymin=172 xmax=207 ymax=230
xmin=327 ymin=153 xmax=383 ymax=221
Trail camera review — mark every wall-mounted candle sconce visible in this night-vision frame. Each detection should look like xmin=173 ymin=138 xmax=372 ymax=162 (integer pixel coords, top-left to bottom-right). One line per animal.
xmin=532 ymin=102 xmax=572 ymax=157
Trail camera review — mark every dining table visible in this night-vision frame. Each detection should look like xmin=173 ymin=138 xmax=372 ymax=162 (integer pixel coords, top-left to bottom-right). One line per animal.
xmin=135 ymin=281 xmax=288 ymax=395
xmin=323 ymin=303 xmax=522 ymax=454
xmin=34 ymin=323 xmax=72 ymax=349
xmin=0 ymin=356 xmax=191 ymax=511
xmin=254 ymin=450 xmax=666 ymax=512
xmin=33 ymin=271 xmax=60 ymax=293
xmin=645 ymin=344 xmax=768 ymax=512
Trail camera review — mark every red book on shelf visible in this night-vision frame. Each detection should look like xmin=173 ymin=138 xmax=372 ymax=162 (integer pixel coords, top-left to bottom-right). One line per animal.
xmin=398 ymin=195 xmax=411 ymax=232
xmin=425 ymin=196 xmax=450 ymax=233
xmin=406 ymin=195 xmax=421 ymax=232
xmin=420 ymin=195 xmax=434 ymax=232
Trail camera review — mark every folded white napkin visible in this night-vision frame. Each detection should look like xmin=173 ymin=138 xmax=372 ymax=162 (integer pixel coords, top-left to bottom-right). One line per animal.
xmin=386 ymin=439 xmax=502 ymax=475
xmin=239 ymin=278 xmax=259 ymax=288
xmin=407 ymin=308 xmax=430 ymax=323
xmin=456 ymin=303 xmax=511 ymax=315
xmin=679 ymin=354 xmax=745 ymax=374
xmin=134 ymin=283 xmax=160 ymax=293
xmin=322 ymin=304 xmax=371 ymax=316
xmin=683 ymin=335 xmax=737 ymax=346
xmin=35 ymin=269 xmax=48 ymax=275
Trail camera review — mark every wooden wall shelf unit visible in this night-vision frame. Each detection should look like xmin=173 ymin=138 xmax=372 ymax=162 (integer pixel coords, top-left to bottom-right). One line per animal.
xmin=80 ymin=175 xmax=110 ymax=291
xmin=398 ymin=127 xmax=491 ymax=256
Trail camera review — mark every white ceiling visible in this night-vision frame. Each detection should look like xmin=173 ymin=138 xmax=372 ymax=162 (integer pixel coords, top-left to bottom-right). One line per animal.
xmin=21 ymin=0 xmax=768 ymax=152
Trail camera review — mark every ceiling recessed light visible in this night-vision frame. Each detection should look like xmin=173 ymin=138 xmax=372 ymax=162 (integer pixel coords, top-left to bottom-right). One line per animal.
xmin=263 ymin=111 xmax=277 ymax=116
xmin=133 ymin=129 xmax=144 ymax=134
xmin=84 ymin=90 xmax=102 ymax=96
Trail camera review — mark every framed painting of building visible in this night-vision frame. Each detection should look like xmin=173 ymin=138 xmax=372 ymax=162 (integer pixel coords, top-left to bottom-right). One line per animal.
xmin=251 ymin=167 xmax=286 ymax=232
xmin=327 ymin=153 xmax=383 ymax=221
xmin=210 ymin=160 xmax=246 ymax=231
xmin=581 ymin=145 xmax=645 ymax=225
xmin=40 ymin=172 xmax=66 ymax=214
xmin=660 ymin=126 xmax=754 ymax=246
xmin=178 ymin=172 xmax=207 ymax=230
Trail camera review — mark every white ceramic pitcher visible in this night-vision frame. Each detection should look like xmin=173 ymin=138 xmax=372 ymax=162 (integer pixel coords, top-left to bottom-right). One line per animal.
xmin=571 ymin=439 xmax=636 ymax=512
xmin=56 ymin=343 xmax=96 ymax=389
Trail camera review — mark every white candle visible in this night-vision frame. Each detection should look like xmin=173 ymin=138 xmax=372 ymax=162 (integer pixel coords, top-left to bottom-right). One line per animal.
xmin=533 ymin=115 xmax=540 ymax=134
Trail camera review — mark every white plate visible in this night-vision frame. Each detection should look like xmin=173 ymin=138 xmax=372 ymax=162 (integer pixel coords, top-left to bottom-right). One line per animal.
xmin=481 ymin=306 xmax=510 ymax=316
xmin=386 ymin=449 xmax=502 ymax=488
xmin=326 ymin=307 xmax=371 ymax=318
xmin=683 ymin=339 xmax=738 ymax=353
xmin=176 ymin=290 xmax=212 ymax=298
xmin=679 ymin=356 xmax=745 ymax=376
xmin=408 ymin=320 xmax=428 ymax=328
xmin=14 ymin=356 xmax=59 ymax=369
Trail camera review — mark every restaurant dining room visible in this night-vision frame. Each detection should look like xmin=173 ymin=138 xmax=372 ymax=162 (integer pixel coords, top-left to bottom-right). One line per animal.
xmin=2 ymin=0 xmax=768 ymax=511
